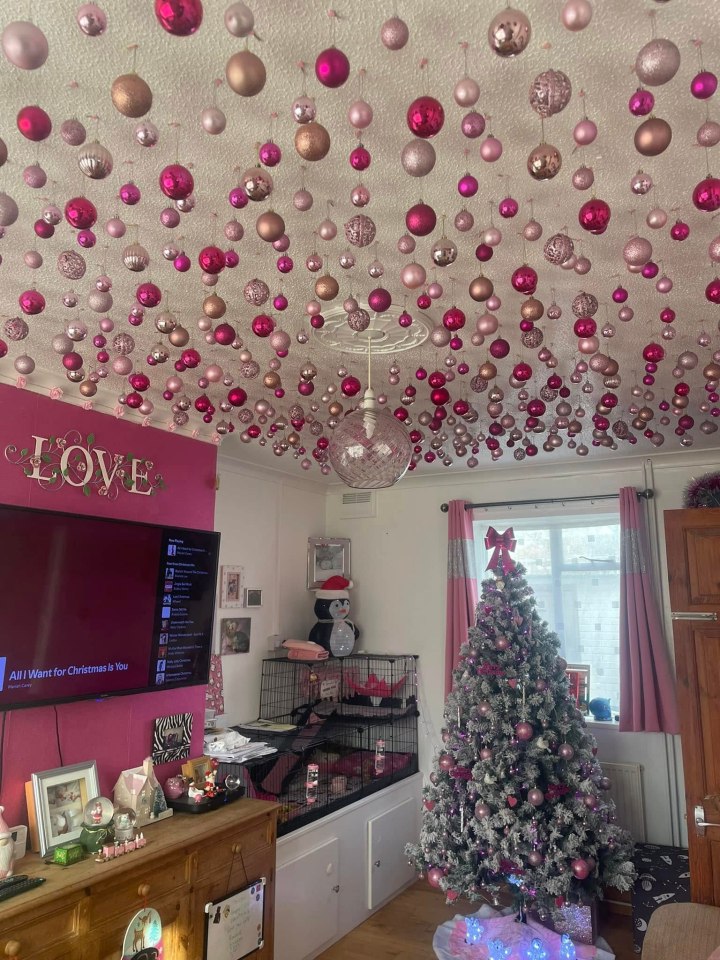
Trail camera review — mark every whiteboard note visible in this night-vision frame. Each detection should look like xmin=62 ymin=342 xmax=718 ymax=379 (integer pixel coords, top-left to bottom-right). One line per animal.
xmin=205 ymin=878 xmax=265 ymax=960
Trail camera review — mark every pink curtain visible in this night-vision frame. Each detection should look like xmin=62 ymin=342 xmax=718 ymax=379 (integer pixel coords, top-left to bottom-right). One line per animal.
xmin=618 ymin=487 xmax=679 ymax=733
xmin=445 ymin=500 xmax=478 ymax=695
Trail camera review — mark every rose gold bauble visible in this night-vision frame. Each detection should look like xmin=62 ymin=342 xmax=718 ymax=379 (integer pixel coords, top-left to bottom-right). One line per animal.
xmin=709 ymin=236 xmax=720 ymax=263
xmin=529 ymin=70 xmax=572 ymax=118
xmin=381 ymin=16 xmax=409 ymax=50
xmin=314 ymin=274 xmax=339 ymax=301
xmin=169 ymin=325 xmax=190 ymax=347
xmin=203 ymin=294 xmax=226 ymax=319
xmin=634 ymin=117 xmax=672 ymax=156
xmin=401 ymin=138 xmax=436 ymax=177
xmin=79 ymin=380 xmax=97 ymax=397
xmin=635 ymin=38 xmax=681 ymax=86
xmin=469 ymin=276 xmax=494 ymax=301
xmin=523 ymin=219 xmax=543 ymax=241
xmin=477 ymin=313 xmax=498 ymax=335
xmin=561 ymin=0 xmax=593 ymax=30
xmin=646 ymin=207 xmax=667 ymax=229
xmin=698 ymin=120 xmax=720 ymax=148
xmin=256 ymin=210 xmax=285 ymax=242
xmin=401 ymin=262 xmax=426 ymax=289
xmin=623 ymin=235 xmax=652 ymax=266
xmin=521 ymin=297 xmax=544 ymax=321
xmin=226 ymin=49 xmax=266 ymax=96
xmin=430 ymin=326 xmax=451 ymax=347
xmin=110 ymin=73 xmax=153 ymax=118
xmin=479 ymin=361 xmax=497 ymax=380
xmin=454 ymin=76 xmax=480 ymax=107
xmin=294 ymin=122 xmax=331 ymax=161
xmin=572 ymin=165 xmax=594 ymax=190
xmin=527 ymin=141 xmax=562 ymax=180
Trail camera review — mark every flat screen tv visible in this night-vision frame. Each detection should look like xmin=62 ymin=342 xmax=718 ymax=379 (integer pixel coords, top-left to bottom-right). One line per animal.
xmin=0 ymin=502 xmax=220 ymax=711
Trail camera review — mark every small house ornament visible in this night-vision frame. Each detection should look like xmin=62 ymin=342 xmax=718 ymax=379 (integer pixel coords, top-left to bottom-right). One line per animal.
xmin=113 ymin=757 xmax=172 ymax=826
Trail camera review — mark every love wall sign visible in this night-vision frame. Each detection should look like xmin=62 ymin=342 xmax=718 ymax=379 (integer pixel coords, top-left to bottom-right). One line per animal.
xmin=4 ymin=430 xmax=165 ymax=499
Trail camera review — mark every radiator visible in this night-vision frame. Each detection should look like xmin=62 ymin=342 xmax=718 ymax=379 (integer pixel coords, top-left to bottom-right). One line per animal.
xmin=600 ymin=761 xmax=646 ymax=842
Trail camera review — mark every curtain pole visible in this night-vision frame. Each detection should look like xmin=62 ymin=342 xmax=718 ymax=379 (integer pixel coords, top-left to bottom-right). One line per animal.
xmin=439 ymin=489 xmax=654 ymax=513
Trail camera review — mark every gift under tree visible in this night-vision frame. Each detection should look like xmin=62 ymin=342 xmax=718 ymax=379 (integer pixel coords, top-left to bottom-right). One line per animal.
xmin=407 ymin=527 xmax=635 ymax=929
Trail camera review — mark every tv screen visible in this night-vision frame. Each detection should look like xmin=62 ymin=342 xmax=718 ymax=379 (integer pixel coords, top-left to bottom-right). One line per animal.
xmin=0 ymin=503 xmax=220 ymax=711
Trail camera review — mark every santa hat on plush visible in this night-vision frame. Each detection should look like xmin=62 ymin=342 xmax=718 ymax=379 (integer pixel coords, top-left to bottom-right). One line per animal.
xmin=315 ymin=575 xmax=354 ymax=600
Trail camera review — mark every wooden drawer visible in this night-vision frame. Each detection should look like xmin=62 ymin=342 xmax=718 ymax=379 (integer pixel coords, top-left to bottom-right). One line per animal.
xmin=89 ymin=856 xmax=189 ymax=925
xmin=0 ymin=896 xmax=87 ymax=960
xmin=194 ymin=818 xmax=274 ymax=882
xmin=94 ymin=890 xmax=189 ymax=960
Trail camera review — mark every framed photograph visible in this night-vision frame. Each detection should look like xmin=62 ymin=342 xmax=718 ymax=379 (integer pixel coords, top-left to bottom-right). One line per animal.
xmin=220 ymin=565 xmax=244 ymax=609
xmin=151 ymin=711 xmax=194 ymax=764
xmin=28 ymin=760 xmax=100 ymax=857
xmin=566 ymin=664 xmax=591 ymax=713
xmin=244 ymin=588 xmax=263 ymax=608
xmin=219 ymin=616 xmax=251 ymax=655
xmin=307 ymin=537 xmax=351 ymax=590
xmin=182 ymin=755 xmax=214 ymax=786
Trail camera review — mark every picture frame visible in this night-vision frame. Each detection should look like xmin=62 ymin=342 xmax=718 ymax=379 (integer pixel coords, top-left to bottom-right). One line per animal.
xmin=220 ymin=565 xmax=244 ymax=609
xmin=27 ymin=760 xmax=100 ymax=857
xmin=307 ymin=537 xmax=351 ymax=590
xmin=151 ymin=712 xmax=194 ymax=764
xmin=566 ymin=663 xmax=591 ymax=713
xmin=182 ymin=755 xmax=214 ymax=786
xmin=219 ymin=616 xmax=251 ymax=655
xmin=244 ymin=588 xmax=263 ymax=608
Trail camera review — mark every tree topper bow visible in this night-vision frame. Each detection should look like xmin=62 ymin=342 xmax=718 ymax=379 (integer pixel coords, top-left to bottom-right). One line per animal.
xmin=484 ymin=526 xmax=517 ymax=574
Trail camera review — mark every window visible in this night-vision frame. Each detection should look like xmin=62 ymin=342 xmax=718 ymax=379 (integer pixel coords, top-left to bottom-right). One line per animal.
xmin=473 ymin=513 xmax=621 ymax=714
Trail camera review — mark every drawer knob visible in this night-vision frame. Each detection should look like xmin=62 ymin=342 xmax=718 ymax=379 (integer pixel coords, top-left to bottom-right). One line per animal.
xmin=232 ymin=843 xmax=242 ymax=855
xmin=138 ymin=883 xmax=152 ymax=898
xmin=5 ymin=941 xmax=21 ymax=957
xmin=332 ymin=885 xmax=340 ymax=894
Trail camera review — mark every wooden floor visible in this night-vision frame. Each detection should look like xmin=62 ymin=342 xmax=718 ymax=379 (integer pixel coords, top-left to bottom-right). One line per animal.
xmin=317 ymin=882 xmax=635 ymax=960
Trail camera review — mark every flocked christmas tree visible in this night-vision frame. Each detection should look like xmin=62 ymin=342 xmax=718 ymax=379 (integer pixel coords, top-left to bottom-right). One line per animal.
xmin=407 ymin=527 xmax=635 ymax=919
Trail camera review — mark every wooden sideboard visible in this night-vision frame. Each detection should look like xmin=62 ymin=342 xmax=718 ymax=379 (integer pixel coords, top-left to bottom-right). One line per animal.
xmin=0 ymin=798 xmax=278 ymax=960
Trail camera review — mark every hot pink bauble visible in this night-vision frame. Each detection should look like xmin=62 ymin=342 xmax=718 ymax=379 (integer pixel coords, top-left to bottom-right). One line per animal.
xmin=693 ymin=177 xmax=720 ymax=213
xmin=670 ymin=220 xmax=690 ymax=241
xmin=251 ymin=314 xmax=275 ymax=337
xmin=19 ymin=289 xmax=45 ymax=314
xmin=159 ymin=163 xmax=194 ymax=200
xmin=691 ymin=70 xmax=718 ymax=100
xmin=17 ymin=105 xmax=51 ymax=141
xmin=65 ymin=197 xmax=97 ymax=229
xmin=350 ymin=145 xmax=371 ymax=171
xmin=572 ymin=858 xmax=591 ymax=879
xmin=159 ymin=208 xmax=180 ymax=228
xmin=406 ymin=96 xmax=445 ymax=138
xmin=214 ymin=323 xmax=236 ymax=346
xmin=706 ymin=278 xmax=720 ymax=304
xmin=499 ymin=196 xmax=519 ymax=218
xmin=511 ymin=264 xmax=538 ymax=294
xmin=578 ymin=198 xmax=611 ymax=234
xmin=442 ymin=307 xmax=465 ymax=331
xmin=315 ymin=46 xmax=350 ymax=88
xmin=368 ymin=288 xmax=392 ymax=312
xmin=198 ymin=245 xmax=226 ymax=273
xmin=119 ymin=181 xmax=141 ymax=205
xmin=259 ymin=140 xmax=281 ymax=166
xmin=137 ymin=282 xmax=161 ymax=307
xmin=628 ymin=88 xmax=654 ymax=116
xmin=405 ymin=202 xmax=436 ymax=237
xmin=458 ymin=174 xmax=478 ymax=198
xmin=155 ymin=0 xmax=203 ymax=35
xmin=490 ymin=337 xmax=510 ymax=359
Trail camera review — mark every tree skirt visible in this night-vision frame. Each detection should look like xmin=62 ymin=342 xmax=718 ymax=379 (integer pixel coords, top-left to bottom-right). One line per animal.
xmin=432 ymin=906 xmax=616 ymax=960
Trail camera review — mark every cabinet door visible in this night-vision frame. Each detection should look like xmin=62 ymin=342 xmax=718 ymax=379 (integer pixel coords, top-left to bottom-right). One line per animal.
xmin=275 ymin=837 xmax=340 ymax=960
xmin=367 ymin=797 xmax=418 ymax=910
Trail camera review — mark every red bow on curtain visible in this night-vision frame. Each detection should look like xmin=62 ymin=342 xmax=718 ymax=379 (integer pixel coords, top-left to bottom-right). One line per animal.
xmin=484 ymin=526 xmax=517 ymax=574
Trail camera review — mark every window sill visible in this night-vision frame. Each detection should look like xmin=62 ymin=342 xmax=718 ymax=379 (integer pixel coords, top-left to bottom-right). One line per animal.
xmin=585 ymin=719 xmax=620 ymax=729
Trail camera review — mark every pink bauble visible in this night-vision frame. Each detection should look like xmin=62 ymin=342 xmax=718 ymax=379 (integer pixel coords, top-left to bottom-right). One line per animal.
xmin=691 ymin=70 xmax=717 ymax=100
xmin=573 ymin=117 xmax=597 ymax=145
xmin=159 ymin=164 xmax=194 ymax=200
xmin=635 ymin=38 xmax=681 ymax=86
xmin=401 ymin=262 xmax=426 ymax=289
xmin=480 ymin=135 xmax=503 ymax=162
xmin=458 ymin=174 xmax=478 ymax=198
xmin=137 ymin=282 xmax=161 ymax=307
xmin=698 ymin=120 xmax=720 ymax=148
xmin=259 ymin=140 xmax=281 ymax=166
xmin=198 ymin=245 xmax=225 ymax=273
xmin=17 ymin=105 xmax=52 ymax=141
xmin=572 ymin=165 xmax=594 ymax=191
xmin=155 ymin=0 xmax=203 ymax=34
xmin=119 ymin=181 xmax=141 ymax=205
xmin=315 ymin=46 xmax=350 ymax=88
xmin=511 ymin=264 xmax=538 ymax=294
xmin=477 ymin=313 xmax=498 ymax=335
xmin=381 ymin=17 xmax=409 ymax=50
xmin=401 ymin=138 xmax=436 ymax=177
xmin=0 ymin=193 xmax=18 ymax=227
xmin=350 ymin=145 xmax=371 ymax=171
xmin=641 ymin=260 xmax=659 ymax=279
xmin=398 ymin=234 xmax=416 ymax=255
xmin=572 ymin=858 xmax=590 ymax=880
xmin=486 ymin=295 xmax=501 ymax=311
xmin=34 ymin=219 xmax=54 ymax=238
xmin=348 ymin=99 xmax=373 ymax=129
xmin=224 ymin=249 xmax=239 ymax=268
xmin=77 ymin=229 xmax=96 ymax=248
xmin=646 ymin=207 xmax=667 ymax=229
xmin=62 ymin=352 xmax=83 ymax=371
xmin=628 ymin=88 xmax=654 ymax=116
xmin=406 ymin=202 xmax=436 ymax=237
xmin=23 ymin=163 xmax=46 ymax=188
xmin=706 ymin=278 xmax=720 ymax=304
xmin=251 ymin=314 xmax=275 ymax=337
xmin=670 ymin=220 xmax=690 ymax=241
xmin=1 ymin=20 xmax=48 ymax=69
xmin=427 ymin=867 xmax=444 ymax=888
xmin=527 ymin=788 xmax=545 ymax=806
xmin=368 ymin=288 xmax=392 ymax=312
xmin=693 ymin=177 xmax=720 ymax=213
xmin=454 ymin=75 xmax=480 ymax=107
xmin=515 ymin=721 xmax=533 ymax=741
xmin=578 ymin=198 xmax=610 ymax=234
xmin=276 ymin=255 xmax=293 ymax=273
xmin=77 ymin=4 xmax=107 ymax=36
xmin=499 ymin=196 xmax=519 ymax=218
xmin=61 ymin=118 xmax=86 ymax=145
xmin=225 ymin=220 xmax=244 ymax=241
xmin=461 ymin=111 xmax=485 ymax=138
xmin=159 ymin=208 xmax=180 ymax=228
xmin=438 ymin=753 xmax=456 ymax=771
xmin=201 ymin=107 xmax=226 ymax=135
xmin=709 ymin=236 xmax=720 ymax=263
xmin=406 ymin=96 xmax=445 ymax=138
xmin=490 ymin=337 xmax=510 ymax=359
xmin=561 ymin=0 xmax=593 ymax=30
xmin=623 ymin=235 xmax=652 ymax=266
xmin=63 ymin=196 xmax=96 ymax=230
xmin=455 ymin=210 xmax=474 ymax=232
xmin=558 ymin=742 xmax=575 ymax=759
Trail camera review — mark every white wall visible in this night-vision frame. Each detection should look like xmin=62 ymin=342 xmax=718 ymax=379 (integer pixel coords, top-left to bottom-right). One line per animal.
xmin=325 ymin=447 xmax=720 ymax=847
xmin=214 ymin=457 xmax=327 ymax=727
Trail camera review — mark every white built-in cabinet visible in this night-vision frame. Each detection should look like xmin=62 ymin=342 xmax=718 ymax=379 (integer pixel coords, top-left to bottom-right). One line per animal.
xmin=275 ymin=773 xmax=422 ymax=960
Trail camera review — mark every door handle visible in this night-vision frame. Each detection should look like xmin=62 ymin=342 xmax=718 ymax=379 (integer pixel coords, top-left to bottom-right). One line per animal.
xmin=332 ymin=884 xmax=340 ymax=893
xmin=694 ymin=804 xmax=720 ymax=836
xmin=672 ymin=612 xmax=718 ymax=621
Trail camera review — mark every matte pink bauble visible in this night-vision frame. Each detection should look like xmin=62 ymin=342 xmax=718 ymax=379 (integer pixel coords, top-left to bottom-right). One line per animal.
xmin=0 ymin=193 xmax=18 ymax=227
xmin=348 ymin=99 xmax=373 ymax=129
xmin=368 ymin=288 xmax=392 ymax=312
xmin=401 ymin=262 xmax=426 ymax=289
xmin=490 ymin=337 xmax=510 ymax=359
xmin=635 ymin=38 xmax=681 ymax=86
xmin=461 ymin=111 xmax=485 ymax=138
xmin=201 ymin=107 xmax=227 ymax=135
xmin=65 ymin=196 xmax=97 ymax=229
xmin=1 ymin=20 xmax=48 ymax=69
xmin=480 ymin=135 xmax=503 ymax=161
xmin=406 ymin=96 xmax=445 ymax=138
xmin=454 ymin=76 xmax=480 ymax=107
xmin=515 ymin=721 xmax=533 ymax=741
xmin=656 ymin=275 xmax=673 ymax=293
xmin=693 ymin=177 xmax=720 ymax=213
xmin=154 ymin=0 xmax=203 ymax=34
xmin=628 ymin=88 xmax=654 ymax=116
xmin=573 ymin=117 xmax=597 ymax=145
xmin=511 ymin=264 xmax=538 ymax=294
xmin=578 ymin=197 xmax=610 ymax=233
xmin=646 ymin=207 xmax=667 ymax=229
xmin=17 ymin=105 xmax=51 ymax=141
xmin=691 ymin=70 xmax=717 ymax=100
xmin=34 ymin=219 xmax=53 ymax=238
xmin=160 ymin=207 xmax=180 ymax=228
xmin=380 ymin=16 xmax=409 ymax=50
xmin=406 ymin=202 xmax=436 ymax=237
xmin=561 ymin=0 xmax=593 ymax=30
xmin=698 ymin=121 xmax=720 ymax=148
xmin=315 ymin=46 xmax=350 ymax=88
xmin=159 ymin=163 xmax=194 ymax=199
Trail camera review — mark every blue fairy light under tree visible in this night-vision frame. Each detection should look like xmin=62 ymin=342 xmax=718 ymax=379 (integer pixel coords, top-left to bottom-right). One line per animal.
xmin=406 ymin=526 xmax=635 ymax=924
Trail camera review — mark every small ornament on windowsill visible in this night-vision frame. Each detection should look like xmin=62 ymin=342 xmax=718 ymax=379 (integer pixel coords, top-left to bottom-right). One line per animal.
xmin=683 ymin=471 xmax=720 ymax=508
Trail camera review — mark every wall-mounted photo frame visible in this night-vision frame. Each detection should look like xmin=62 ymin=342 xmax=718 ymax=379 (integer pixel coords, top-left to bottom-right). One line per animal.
xmin=219 ymin=616 xmax=251 ymax=654
xmin=151 ymin=712 xmax=194 ymax=764
xmin=244 ymin=588 xmax=263 ymax=608
xmin=307 ymin=537 xmax=351 ymax=590
xmin=26 ymin=760 xmax=100 ymax=856
xmin=220 ymin=565 xmax=243 ymax=608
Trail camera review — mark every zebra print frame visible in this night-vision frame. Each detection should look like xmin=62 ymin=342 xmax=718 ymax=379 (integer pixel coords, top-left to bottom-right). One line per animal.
xmin=151 ymin=711 xmax=194 ymax=764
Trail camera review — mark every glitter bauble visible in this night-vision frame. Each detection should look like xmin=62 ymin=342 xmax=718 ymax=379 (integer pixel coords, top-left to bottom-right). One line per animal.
xmin=294 ymin=122 xmax=330 ymax=161
xmin=315 ymin=46 xmax=350 ymax=88
xmin=572 ymin=165 xmax=594 ymax=190
xmin=406 ymin=96 xmax=445 ymax=138
xmin=455 ymin=210 xmax=474 ymax=232
xmin=57 ymin=250 xmax=86 ymax=279
xmin=635 ymin=38 xmax=681 ymax=86
xmin=488 ymin=7 xmax=531 ymax=57
xmin=523 ymin=219 xmax=543 ymax=241
xmin=4 ymin=317 xmax=28 ymax=341
xmin=401 ymin=138 xmax=436 ymax=177
xmin=529 ymin=69 xmax=572 ymax=118
xmin=154 ymin=0 xmax=203 ymax=35
xmin=623 ymin=235 xmax=652 ymax=266
xmin=572 ymin=292 xmax=598 ymax=317
xmin=61 ymin=118 xmax=86 ymax=145
xmin=315 ymin=275 xmax=339 ymax=301
xmin=544 ymin=233 xmax=574 ymax=264
xmin=78 ymin=141 xmax=113 ymax=179
xmin=111 ymin=73 xmax=153 ymax=117
xmin=0 ymin=193 xmax=19 ymax=227
xmin=698 ymin=120 xmax=720 ymax=148
xmin=634 ymin=117 xmax=672 ymax=156
xmin=381 ymin=16 xmax=409 ymax=50
xmin=347 ymin=309 xmax=371 ymax=332
xmin=461 ymin=111 xmax=485 ymax=138
xmin=244 ymin=278 xmax=270 ymax=306
xmin=226 ymin=49 xmax=266 ymax=96
xmin=344 ymin=214 xmax=376 ymax=248
xmin=405 ymin=202 xmax=436 ymax=237
xmin=527 ymin=141 xmax=562 ymax=180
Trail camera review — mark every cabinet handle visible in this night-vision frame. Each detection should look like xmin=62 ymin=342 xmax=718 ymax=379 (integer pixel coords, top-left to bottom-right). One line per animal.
xmin=374 ymin=860 xmax=381 ymax=867
xmin=4 ymin=941 xmax=21 ymax=957
xmin=332 ymin=885 xmax=340 ymax=893
xmin=138 ymin=883 xmax=152 ymax=898
xmin=232 ymin=843 xmax=242 ymax=855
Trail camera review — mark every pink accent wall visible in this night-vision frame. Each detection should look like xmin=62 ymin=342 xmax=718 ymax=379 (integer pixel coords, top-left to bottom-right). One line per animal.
xmin=0 ymin=384 xmax=218 ymax=828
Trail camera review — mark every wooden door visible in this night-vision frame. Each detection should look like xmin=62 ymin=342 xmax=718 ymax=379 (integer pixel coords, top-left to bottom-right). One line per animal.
xmin=664 ymin=508 xmax=720 ymax=904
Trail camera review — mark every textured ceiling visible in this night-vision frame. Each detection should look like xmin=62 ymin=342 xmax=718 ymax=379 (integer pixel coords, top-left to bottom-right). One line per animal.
xmin=0 ymin=0 xmax=719 ymax=481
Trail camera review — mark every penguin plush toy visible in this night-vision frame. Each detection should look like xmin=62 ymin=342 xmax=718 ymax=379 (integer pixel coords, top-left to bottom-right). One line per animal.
xmin=309 ymin=575 xmax=359 ymax=657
